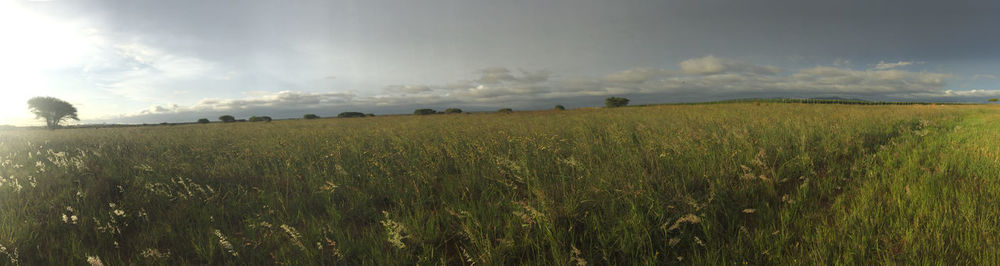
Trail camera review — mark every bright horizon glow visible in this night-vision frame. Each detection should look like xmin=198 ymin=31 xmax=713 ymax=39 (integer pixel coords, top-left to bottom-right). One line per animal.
xmin=0 ymin=1 xmax=97 ymax=126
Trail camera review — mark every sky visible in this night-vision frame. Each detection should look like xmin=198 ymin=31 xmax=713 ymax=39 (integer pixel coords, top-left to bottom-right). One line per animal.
xmin=2 ymin=0 xmax=1000 ymax=126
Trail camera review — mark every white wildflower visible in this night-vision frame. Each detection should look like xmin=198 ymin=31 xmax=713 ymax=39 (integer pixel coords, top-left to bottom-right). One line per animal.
xmin=0 ymin=244 xmax=17 ymax=264
xmin=380 ymin=211 xmax=408 ymax=249
xmin=86 ymin=255 xmax=104 ymax=266
xmin=281 ymin=224 xmax=307 ymax=252
xmin=571 ymin=245 xmax=587 ymax=266
xmin=319 ymin=181 xmax=338 ymax=192
xmin=141 ymin=248 xmax=170 ymax=259
xmin=213 ymin=229 xmax=238 ymax=257
xmin=665 ymin=214 xmax=701 ymax=231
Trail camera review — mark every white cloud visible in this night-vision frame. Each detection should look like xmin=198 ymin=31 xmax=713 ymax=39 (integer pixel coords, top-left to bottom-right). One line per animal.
xmin=83 ymin=42 xmax=230 ymax=102
xmin=972 ymin=74 xmax=997 ymax=80
xmin=680 ymin=55 xmax=780 ymax=75
xmin=832 ymin=58 xmax=851 ymax=67
xmin=476 ymin=67 xmax=551 ymax=84
xmin=873 ymin=60 xmax=918 ymax=70
xmin=135 ymin=90 xmax=354 ymax=115
xmin=383 ymin=85 xmax=433 ymax=93
xmin=912 ymin=89 xmax=1000 ymax=98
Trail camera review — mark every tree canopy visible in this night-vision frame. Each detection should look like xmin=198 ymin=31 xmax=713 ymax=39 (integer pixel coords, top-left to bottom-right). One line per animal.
xmin=338 ymin=112 xmax=366 ymax=118
xmin=605 ymin=97 xmax=630 ymax=108
xmin=414 ymin=109 xmax=438 ymax=115
xmin=27 ymin=97 xmax=79 ymax=129
xmin=249 ymin=116 xmax=272 ymax=122
xmin=219 ymin=115 xmax=236 ymax=123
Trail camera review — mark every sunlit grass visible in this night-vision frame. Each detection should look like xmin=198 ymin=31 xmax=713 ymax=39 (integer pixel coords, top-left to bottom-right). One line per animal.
xmin=0 ymin=103 xmax=995 ymax=264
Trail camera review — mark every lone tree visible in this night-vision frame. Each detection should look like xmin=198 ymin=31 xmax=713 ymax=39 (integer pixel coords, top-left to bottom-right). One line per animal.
xmin=497 ymin=108 xmax=513 ymax=114
xmin=249 ymin=116 xmax=272 ymax=122
xmin=414 ymin=109 xmax=438 ymax=115
xmin=27 ymin=97 xmax=79 ymax=130
xmin=303 ymin=114 xmax=320 ymax=119
xmin=197 ymin=118 xmax=210 ymax=124
xmin=554 ymin=105 xmax=565 ymax=110
xmin=337 ymin=112 xmax=366 ymax=118
xmin=219 ymin=115 xmax=236 ymax=123
xmin=605 ymin=97 xmax=630 ymax=108
xmin=445 ymin=108 xmax=463 ymax=114
xmin=990 ymin=98 xmax=998 ymax=103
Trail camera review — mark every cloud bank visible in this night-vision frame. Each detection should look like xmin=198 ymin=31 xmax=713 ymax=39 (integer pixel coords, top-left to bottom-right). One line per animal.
xmin=97 ymin=55 xmax=997 ymax=124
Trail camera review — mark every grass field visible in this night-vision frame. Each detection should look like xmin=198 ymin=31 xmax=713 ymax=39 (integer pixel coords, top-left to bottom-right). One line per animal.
xmin=0 ymin=103 xmax=998 ymax=264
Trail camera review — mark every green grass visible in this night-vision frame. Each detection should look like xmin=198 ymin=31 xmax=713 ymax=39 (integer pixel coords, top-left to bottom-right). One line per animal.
xmin=0 ymin=103 xmax=997 ymax=264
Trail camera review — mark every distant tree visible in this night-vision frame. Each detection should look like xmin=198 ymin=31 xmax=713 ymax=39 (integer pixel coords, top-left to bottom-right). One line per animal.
xmin=990 ymin=98 xmax=999 ymax=103
xmin=337 ymin=112 xmax=366 ymax=118
xmin=197 ymin=118 xmax=210 ymax=124
xmin=554 ymin=105 xmax=565 ymax=110
xmin=497 ymin=108 xmax=513 ymax=114
xmin=27 ymin=97 xmax=79 ymax=130
xmin=249 ymin=116 xmax=272 ymax=122
xmin=366 ymin=113 xmax=376 ymax=117
xmin=303 ymin=114 xmax=320 ymax=119
xmin=414 ymin=109 xmax=438 ymax=115
xmin=219 ymin=115 xmax=236 ymax=123
xmin=445 ymin=108 xmax=463 ymax=114
xmin=605 ymin=97 xmax=630 ymax=108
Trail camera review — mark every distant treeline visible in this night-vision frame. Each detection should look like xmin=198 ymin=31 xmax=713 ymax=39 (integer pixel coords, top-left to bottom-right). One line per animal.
xmin=13 ymin=98 xmax=974 ymax=129
xmin=631 ymin=98 xmax=968 ymax=107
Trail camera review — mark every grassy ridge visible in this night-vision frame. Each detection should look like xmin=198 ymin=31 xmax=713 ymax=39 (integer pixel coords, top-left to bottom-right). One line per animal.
xmin=0 ymin=103 xmax=990 ymax=264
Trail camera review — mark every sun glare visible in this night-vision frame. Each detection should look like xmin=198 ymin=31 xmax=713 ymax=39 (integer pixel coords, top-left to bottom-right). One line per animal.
xmin=0 ymin=1 xmax=97 ymax=125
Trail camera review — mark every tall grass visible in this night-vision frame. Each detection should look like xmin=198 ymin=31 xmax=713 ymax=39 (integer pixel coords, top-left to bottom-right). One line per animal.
xmin=0 ymin=103 xmax=989 ymax=264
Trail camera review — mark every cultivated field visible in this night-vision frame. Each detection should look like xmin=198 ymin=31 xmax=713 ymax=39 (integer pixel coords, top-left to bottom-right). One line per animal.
xmin=0 ymin=103 xmax=998 ymax=264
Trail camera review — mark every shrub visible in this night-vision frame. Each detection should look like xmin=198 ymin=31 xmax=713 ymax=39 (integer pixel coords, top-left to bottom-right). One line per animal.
xmin=338 ymin=112 xmax=366 ymax=118
xmin=219 ymin=115 xmax=236 ymax=123
xmin=497 ymin=108 xmax=513 ymax=114
xmin=197 ymin=118 xmax=210 ymax=124
xmin=366 ymin=113 xmax=376 ymax=117
xmin=249 ymin=116 xmax=272 ymax=122
xmin=445 ymin=108 xmax=463 ymax=114
xmin=303 ymin=114 xmax=320 ymax=119
xmin=605 ymin=97 xmax=630 ymax=108
xmin=414 ymin=109 xmax=438 ymax=115
xmin=990 ymin=98 xmax=998 ymax=103
xmin=554 ymin=105 xmax=565 ymax=110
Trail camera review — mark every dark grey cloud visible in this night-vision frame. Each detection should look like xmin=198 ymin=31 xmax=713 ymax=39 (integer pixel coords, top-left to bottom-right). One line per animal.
xmin=604 ymin=68 xmax=674 ymax=84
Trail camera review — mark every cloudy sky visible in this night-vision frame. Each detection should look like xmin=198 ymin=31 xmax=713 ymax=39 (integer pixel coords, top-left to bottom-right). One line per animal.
xmin=2 ymin=0 xmax=1000 ymax=125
